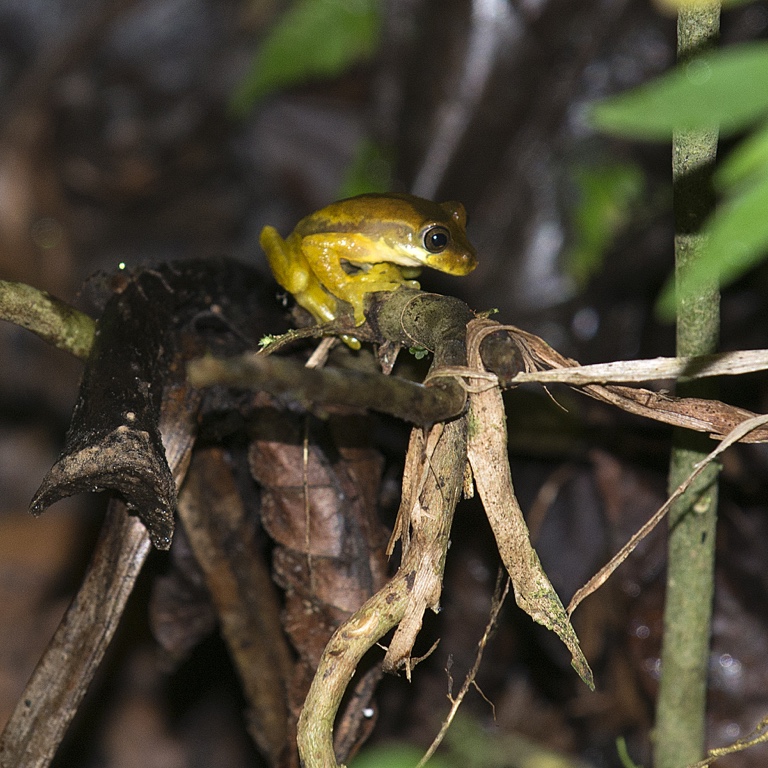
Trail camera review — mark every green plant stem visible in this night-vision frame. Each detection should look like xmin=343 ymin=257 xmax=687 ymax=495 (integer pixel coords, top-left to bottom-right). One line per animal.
xmin=654 ymin=5 xmax=721 ymax=768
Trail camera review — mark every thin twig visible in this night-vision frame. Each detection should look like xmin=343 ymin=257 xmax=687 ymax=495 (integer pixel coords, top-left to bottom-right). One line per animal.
xmin=568 ymin=413 xmax=768 ymax=615
xmin=415 ymin=573 xmax=510 ymax=768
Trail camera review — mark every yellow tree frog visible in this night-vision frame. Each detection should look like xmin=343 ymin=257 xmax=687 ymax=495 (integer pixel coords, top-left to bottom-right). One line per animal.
xmin=260 ymin=192 xmax=477 ymax=347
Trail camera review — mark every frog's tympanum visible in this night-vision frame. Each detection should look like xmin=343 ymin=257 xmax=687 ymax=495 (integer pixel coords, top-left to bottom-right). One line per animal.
xmin=260 ymin=192 xmax=477 ymax=347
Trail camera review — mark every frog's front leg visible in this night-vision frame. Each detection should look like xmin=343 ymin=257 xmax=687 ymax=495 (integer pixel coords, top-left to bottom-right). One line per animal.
xmin=302 ymin=238 xmax=409 ymax=325
xmin=352 ymin=262 xmax=421 ymax=306
xmin=260 ymin=226 xmax=339 ymax=324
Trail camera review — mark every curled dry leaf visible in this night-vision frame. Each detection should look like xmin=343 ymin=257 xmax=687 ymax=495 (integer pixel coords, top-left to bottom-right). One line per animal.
xmin=499 ymin=323 xmax=768 ymax=443
xmin=30 ymin=258 xmax=278 ymax=550
xmin=508 ymin=348 xmax=768 ymax=385
xmin=465 ymin=318 xmax=594 ymax=690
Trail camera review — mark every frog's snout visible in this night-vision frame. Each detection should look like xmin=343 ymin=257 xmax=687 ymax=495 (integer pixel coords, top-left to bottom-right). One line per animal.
xmin=433 ymin=248 xmax=477 ymax=275
xmin=460 ymin=250 xmax=478 ymax=273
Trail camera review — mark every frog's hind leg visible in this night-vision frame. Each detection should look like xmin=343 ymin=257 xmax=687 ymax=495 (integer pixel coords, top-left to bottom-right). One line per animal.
xmin=260 ymin=227 xmax=309 ymax=294
xmin=260 ymin=226 xmax=338 ymax=325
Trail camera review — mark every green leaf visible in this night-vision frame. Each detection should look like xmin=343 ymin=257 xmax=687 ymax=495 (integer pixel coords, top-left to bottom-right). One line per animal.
xmin=350 ymin=745 xmax=450 ymax=768
xmin=409 ymin=345 xmax=429 ymax=360
xmin=591 ymin=42 xmax=768 ymax=140
xmin=231 ymin=0 xmax=380 ymax=114
xmin=657 ymin=173 xmax=768 ymax=316
xmin=616 ymin=736 xmax=644 ymax=768
xmin=337 ymin=138 xmax=394 ymax=198
xmin=716 ymin=119 xmax=768 ymax=190
xmin=565 ymin=161 xmax=645 ymax=285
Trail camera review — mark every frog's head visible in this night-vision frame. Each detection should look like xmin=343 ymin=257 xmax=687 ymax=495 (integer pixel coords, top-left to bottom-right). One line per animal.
xmin=410 ymin=198 xmax=478 ymax=276
xmin=308 ymin=193 xmax=478 ymax=275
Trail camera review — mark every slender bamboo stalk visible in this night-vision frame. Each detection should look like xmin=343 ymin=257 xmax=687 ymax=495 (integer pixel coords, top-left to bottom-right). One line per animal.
xmin=653 ymin=5 xmax=721 ymax=767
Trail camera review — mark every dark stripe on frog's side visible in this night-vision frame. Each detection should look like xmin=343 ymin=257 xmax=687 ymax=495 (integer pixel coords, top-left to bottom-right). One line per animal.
xmin=294 ymin=193 xmax=463 ymax=238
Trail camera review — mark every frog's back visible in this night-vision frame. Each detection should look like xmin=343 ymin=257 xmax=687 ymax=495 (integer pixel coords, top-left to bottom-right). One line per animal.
xmin=294 ymin=193 xmax=463 ymax=237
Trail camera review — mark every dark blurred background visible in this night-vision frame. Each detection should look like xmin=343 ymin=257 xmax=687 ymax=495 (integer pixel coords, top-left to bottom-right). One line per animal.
xmin=3 ymin=1 xmax=768 ymax=766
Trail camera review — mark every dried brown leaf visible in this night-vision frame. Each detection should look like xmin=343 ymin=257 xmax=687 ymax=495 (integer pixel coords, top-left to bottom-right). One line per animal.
xmin=496 ymin=324 xmax=768 ymax=443
xmin=248 ymin=408 xmax=388 ymax=764
xmin=510 ymin=349 xmax=768 ymax=384
xmin=382 ymin=418 xmax=465 ymax=677
xmin=176 ymin=447 xmax=294 ymax=767
xmin=465 ymin=318 xmax=594 ymax=690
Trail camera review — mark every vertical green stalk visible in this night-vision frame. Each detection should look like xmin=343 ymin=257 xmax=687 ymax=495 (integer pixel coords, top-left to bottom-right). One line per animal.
xmin=653 ymin=5 xmax=721 ymax=768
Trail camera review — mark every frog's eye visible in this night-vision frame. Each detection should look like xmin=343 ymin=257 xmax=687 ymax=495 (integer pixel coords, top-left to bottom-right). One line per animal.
xmin=423 ymin=225 xmax=450 ymax=253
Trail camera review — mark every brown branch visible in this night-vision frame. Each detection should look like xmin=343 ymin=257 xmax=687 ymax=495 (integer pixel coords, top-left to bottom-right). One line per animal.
xmin=189 ymin=289 xmax=517 ymax=428
xmin=475 ymin=323 xmax=768 ymax=443
xmin=188 ymin=352 xmax=466 ymax=426
xmin=0 ymin=385 xmax=199 ymax=768
xmin=416 ymin=574 xmax=511 ymax=768
xmin=177 ymin=447 xmax=294 ymax=766
xmin=0 ymin=504 xmax=150 ymax=768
